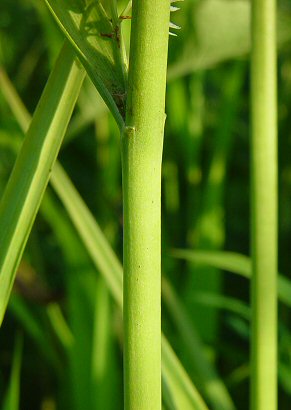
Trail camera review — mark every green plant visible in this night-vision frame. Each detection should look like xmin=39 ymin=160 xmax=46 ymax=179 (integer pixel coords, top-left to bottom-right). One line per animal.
xmin=0 ymin=48 xmax=208 ymax=410
xmin=251 ymin=0 xmax=278 ymax=408
xmin=121 ymin=1 xmax=170 ymax=408
xmin=0 ymin=42 xmax=85 ymax=323
xmin=0 ymin=0 xmax=288 ymax=409
xmin=0 ymin=1 xmax=209 ymax=409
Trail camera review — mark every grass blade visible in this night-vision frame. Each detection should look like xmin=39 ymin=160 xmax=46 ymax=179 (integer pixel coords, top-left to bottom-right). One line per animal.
xmin=40 ymin=191 xmax=120 ymax=410
xmin=51 ymin=162 xmax=123 ymax=307
xmin=91 ymin=277 xmax=120 ymax=410
xmin=162 ymin=337 xmax=209 ymax=410
xmin=192 ymin=292 xmax=250 ymax=321
xmin=2 ymin=333 xmax=23 ymax=410
xmin=9 ymin=295 xmax=60 ymax=369
xmin=162 ymin=278 xmax=236 ymax=410
xmin=172 ymin=250 xmax=291 ymax=309
xmin=0 ymin=41 xmax=85 ymax=325
xmin=45 ymin=0 xmax=126 ymax=128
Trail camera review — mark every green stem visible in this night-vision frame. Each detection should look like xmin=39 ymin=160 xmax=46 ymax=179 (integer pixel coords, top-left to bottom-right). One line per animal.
xmin=251 ymin=0 xmax=277 ymax=409
xmin=121 ymin=2 xmax=170 ymax=409
xmin=0 ymin=43 xmax=209 ymax=410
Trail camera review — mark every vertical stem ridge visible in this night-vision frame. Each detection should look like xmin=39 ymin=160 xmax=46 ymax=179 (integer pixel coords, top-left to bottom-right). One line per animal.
xmin=251 ymin=0 xmax=277 ymax=409
xmin=122 ymin=2 xmax=170 ymax=409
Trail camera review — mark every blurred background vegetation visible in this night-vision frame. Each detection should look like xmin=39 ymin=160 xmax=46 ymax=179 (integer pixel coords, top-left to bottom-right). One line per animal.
xmin=1 ymin=0 xmax=291 ymax=409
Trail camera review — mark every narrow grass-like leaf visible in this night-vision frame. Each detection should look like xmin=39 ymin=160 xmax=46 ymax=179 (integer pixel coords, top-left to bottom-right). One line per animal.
xmin=2 ymin=333 xmax=23 ymax=410
xmin=173 ymin=250 xmax=250 ymax=278
xmin=91 ymin=277 xmax=119 ymax=410
xmin=193 ymin=292 xmax=250 ymax=320
xmin=40 ymin=192 xmax=120 ymax=410
xmin=46 ymin=303 xmax=74 ymax=350
xmin=173 ymin=250 xmax=291 ymax=309
xmin=162 ymin=337 xmax=209 ymax=410
xmin=45 ymin=0 xmax=126 ymax=128
xmin=9 ymin=295 xmax=60 ymax=369
xmin=51 ymin=162 xmax=123 ymax=307
xmin=162 ymin=278 xmax=236 ymax=410
xmin=0 ymin=41 xmax=85 ymax=325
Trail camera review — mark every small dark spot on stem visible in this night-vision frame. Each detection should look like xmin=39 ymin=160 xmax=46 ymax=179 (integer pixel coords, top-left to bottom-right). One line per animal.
xmin=100 ymin=26 xmax=120 ymax=48
xmin=100 ymin=33 xmax=114 ymax=39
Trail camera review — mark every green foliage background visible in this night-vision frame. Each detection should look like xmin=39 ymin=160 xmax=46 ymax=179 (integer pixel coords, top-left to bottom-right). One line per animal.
xmin=1 ymin=0 xmax=291 ymax=408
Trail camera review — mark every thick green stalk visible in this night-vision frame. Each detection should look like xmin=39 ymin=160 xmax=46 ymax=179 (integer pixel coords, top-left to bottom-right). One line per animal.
xmin=121 ymin=1 xmax=170 ymax=409
xmin=0 ymin=42 xmax=85 ymax=324
xmin=251 ymin=0 xmax=277 ymax=409
xmin=1 ymin=46 xmax=209 ymax=410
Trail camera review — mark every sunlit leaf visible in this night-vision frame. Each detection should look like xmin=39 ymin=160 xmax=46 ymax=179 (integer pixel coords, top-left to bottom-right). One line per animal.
xmin=0 ymin=42 xmax=85 ymax=326
xmin=173 ymin=249 xmax=291 ymax=308
xmin=45 ymin=0 xmax=126 ymax=128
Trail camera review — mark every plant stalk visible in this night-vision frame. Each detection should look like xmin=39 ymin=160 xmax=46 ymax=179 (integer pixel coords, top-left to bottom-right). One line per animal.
xmin=251 ymin=0 xmax=277 ymax=409
xmin=121 ymin=1 xmax=170 ymax=409
xmin=0 ymin=38 xmax=209 ymax=410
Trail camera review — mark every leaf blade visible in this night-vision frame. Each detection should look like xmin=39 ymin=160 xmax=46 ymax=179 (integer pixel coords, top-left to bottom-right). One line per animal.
xmin=172 ymin=249 xmax=291 ymax=308
xmin=45 ymin=0 xmax=126 ymax=128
